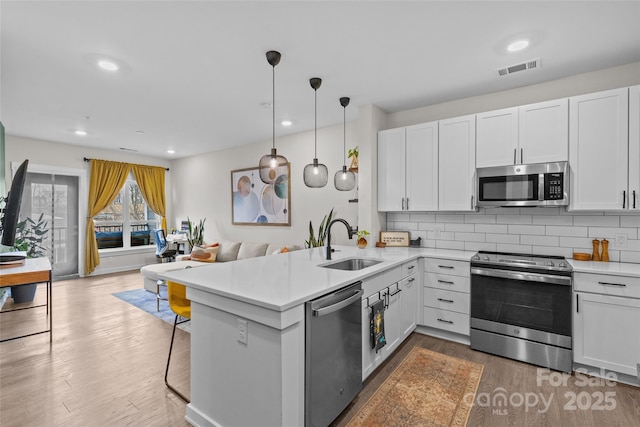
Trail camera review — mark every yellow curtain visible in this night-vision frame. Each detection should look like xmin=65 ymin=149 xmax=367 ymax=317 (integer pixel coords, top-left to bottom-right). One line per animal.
xmin=131 ymin=164 xmax=167 ymax=232
xmin=85 ymin=160 xmax=132 ymax=274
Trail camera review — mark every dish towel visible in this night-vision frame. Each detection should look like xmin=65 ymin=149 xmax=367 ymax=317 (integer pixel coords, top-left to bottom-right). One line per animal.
xmin=370 ymin=299 xmax=386 ymax=353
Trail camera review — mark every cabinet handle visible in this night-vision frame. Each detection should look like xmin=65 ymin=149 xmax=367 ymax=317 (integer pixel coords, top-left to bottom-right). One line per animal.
xmin=634 ymin=190 xmax=637 ymax=209
xmin=598 ymin=281 xmax=626 ymax=287
xmin=406 ymin=197 xmax=410 ymax=210
xmin=513 ymin=148 xmax=517 ymax=165
xmin=576 ymin=294 xmax=579 ymax=313
xmin=437 ymin=298 xmax=454 ymax=303
xmin=471 ymin=195 xmax=475 ymax=210
xmin=437 ymin=279 xmax=455 ymax=284
xmin=437 ymin=265 xmax=454 ymax=269
xmin=407 ymin=265 xmax=415 ymax=270
xmin=437 ymin=318 xmax=454 ymax=324
xmin=389 ymin=288 xmax=402 ymax=297
xmin=407 ymin=277 xmax=415 ymax=283
xmin=623 ymin=191 xmax=626 ymax=209
xmin=401 ymin=197 xmax=405 ymax=210
xmin=520 ymin=148 xmax=524 ymax=164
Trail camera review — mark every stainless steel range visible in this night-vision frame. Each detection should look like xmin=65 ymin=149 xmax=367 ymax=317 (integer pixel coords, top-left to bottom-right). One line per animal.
xmin=470 ymin=251 xmax=573 ymax=372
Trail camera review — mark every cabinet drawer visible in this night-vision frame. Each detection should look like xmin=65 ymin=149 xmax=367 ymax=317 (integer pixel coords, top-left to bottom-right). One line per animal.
xmin=402 ymin=259 xmax=418 ymax=278
xmin=424 ymin=272 xmax=470 ymax=293
xmin=424 ymin=258 xmax=470 ymax=277
xmin=574 ymin=272 xmax=640 ymax=299
xmin=424 ymin=288 xmax=470 ymax=314
xmin=422 ymin=308 xmax=470 ymax=336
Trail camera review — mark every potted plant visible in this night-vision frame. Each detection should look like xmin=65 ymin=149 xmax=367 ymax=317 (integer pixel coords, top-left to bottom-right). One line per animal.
xmin=11 ymin=213 xmax=50 ymax=303
xmin=186 ymin=217 xmax=206 ymax=251
xmin=348 ymin=146 xmax=359 ymax=172
xmin=305 ymin=208 xmax=334 ymax=248
xmin=356 ymin=229 xmax=370 ymax=249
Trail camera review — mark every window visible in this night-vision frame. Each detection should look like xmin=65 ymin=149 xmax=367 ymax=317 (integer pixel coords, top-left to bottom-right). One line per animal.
xmin=94 ymin=176 xmax=159 ymax=249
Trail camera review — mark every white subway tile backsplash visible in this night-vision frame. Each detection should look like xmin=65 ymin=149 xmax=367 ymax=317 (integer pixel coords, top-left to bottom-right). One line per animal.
xmin=574 ymin=216 xmax=620 ymax=227
xmin=445 ymin=223 xmax=475 ymax=232
xmin=620 ymin=215 xmax=640 ymax=227
xmin=435 ymin=240 xmax=465 ymax=250
xmin=475 ymin=224 xmax=508 ymax=233
xmin=497 ymin=215 xmax=533 ymax=225
xmin=454 ymin=232 xmax=485 ymax=242
xmin=589 ymin=227 xmax=638 ymax=240
xmin=486 ymin=233 xmax=520 ymax=244
xmin=521 ymin=235 xmax=559 ymax=247
xmin=508 ymin=225 xmax=546 ymax=235
xmin=386 ymin=211 xmax=639 ymax=264
xmin=532 ymin=215 xmax=573 ymax=226
xmin=465 ymin=242 xmax=497 ymax=252
xmin=496 ymin=244 xmax=532 ymax=253
xmin=435 ymin=214 xmax=464 ymax=223
xmin=546 ymin=226 xmax=588 ymax=237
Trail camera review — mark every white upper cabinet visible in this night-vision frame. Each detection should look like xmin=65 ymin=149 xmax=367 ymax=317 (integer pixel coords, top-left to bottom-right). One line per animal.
xmin=519 ymin=98 xmax=569 ymax=164
xmin=378 ymin=122 xmax=438 ymax=211
xmin=476 ymin=107 xmax=518 ymax=168
xmin=439 ymin=115 xmax=476 ymax=211
xmin=569 ymin=87 xmax=629 ymax=210
xmin=476 ymin=99 xmax=568 ymax=168
xmin=629 ymin=85 xmax=639 ymax=210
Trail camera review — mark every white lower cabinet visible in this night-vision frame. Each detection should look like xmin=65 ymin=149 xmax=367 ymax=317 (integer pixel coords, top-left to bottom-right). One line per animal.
xmin=361 ymin=260 xmax=418 ymax=380
xmin=573 ymin=272 xmax=640 ymax=379
xmin=422 ymin=258 xmax=470 ymax=337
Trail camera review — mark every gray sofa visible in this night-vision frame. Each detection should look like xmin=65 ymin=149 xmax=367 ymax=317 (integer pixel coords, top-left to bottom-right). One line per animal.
xmin=140 ymin=240 xmax=300 ymax=293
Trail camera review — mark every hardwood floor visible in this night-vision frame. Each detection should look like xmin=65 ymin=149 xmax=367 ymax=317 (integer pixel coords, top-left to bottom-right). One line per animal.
xmin=1 ymin=271 xmax=639 ymax=426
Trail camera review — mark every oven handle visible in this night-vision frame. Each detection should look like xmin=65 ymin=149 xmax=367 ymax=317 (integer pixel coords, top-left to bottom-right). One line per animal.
xmin=471 ymin=267 xmax=572 ymax=286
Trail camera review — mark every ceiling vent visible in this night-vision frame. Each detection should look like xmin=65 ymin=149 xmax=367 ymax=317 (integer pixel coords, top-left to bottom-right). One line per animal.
xmin=497 ymin=58 xmax=541 ymax=76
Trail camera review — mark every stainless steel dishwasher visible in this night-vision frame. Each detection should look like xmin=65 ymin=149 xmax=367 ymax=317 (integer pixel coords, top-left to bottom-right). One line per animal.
xmin=305 ymin=281 xmax=363 ymax=427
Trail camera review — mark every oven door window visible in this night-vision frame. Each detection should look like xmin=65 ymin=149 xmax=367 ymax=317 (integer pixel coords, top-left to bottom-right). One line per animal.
xmin=471 ymin=274 xmax=571 ymax=336
xmin=479 ymin=174 xmax=539 ymax=202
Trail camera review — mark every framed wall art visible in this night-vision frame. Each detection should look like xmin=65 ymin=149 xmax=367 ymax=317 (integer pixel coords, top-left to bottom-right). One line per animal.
xmin=231 ymin=164 xmax=291 ymax=226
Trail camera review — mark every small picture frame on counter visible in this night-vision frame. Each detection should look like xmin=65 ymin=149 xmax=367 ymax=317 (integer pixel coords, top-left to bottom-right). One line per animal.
xmin=379 ymin=231 xmax=410 ymax=247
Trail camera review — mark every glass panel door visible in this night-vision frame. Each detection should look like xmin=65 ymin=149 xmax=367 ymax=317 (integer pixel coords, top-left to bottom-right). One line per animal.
xmin=21 ymin=172 xmax=79 ymax=278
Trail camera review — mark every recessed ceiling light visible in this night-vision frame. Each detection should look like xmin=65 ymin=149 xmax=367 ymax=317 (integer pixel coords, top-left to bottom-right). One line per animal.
xmin=281 ymin=120 xmax=292 ymax=127
xmin=260 ymin=102 xmax=273 ymax=109
xmin=507 ymin=39 xmax=529 ymax=52
xmin=167 ymin=149 xmax=175 ymax=154
xmin=98 ymin=60 xmax=119 ymax=71
xmin=74 ymin=129 xmax=87 ymax=136
xmin=135 ymin=130 xmax=145 ymax=134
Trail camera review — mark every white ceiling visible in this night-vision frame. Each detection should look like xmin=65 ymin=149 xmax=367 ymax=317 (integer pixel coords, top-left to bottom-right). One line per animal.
xmin=2 ymin=1 xmax=639 ymax=159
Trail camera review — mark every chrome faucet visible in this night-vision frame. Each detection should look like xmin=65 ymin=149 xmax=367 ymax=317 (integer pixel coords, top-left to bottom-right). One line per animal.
xmin=326 ymin=218 xmax=354 ymax=260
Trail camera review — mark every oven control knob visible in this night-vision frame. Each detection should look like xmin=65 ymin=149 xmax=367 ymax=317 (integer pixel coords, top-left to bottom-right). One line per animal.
xmin=559 ymin=262 xmax=567 ymax=268
xmin=472 ymin=255 xmax=479 ymax=261
xmin=483 ymin=256 xmax=490 ymax=261
xmin=546 ymin=261 xmax=555 ymax=267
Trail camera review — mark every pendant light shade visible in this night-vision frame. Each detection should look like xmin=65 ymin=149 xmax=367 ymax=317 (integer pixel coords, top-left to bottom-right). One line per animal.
xmin=334 ymin=97 xmax=357 ymax=191
xmin=303 ymin=77 xmax=328 ymax=188
xmin=259 ymin=50 xmax=288 ymax=184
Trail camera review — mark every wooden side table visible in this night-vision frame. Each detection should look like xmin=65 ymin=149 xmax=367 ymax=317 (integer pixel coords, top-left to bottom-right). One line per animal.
xmin=0 ymin=257 xmax=53 ymax=343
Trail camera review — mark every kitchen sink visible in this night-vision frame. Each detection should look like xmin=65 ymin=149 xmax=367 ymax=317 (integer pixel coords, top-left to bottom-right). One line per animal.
xmin=319 ymin=257 xmax=383 ymax=271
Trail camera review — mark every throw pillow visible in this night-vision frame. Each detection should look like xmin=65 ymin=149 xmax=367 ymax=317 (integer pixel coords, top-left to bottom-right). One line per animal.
xmin=190 ymin=245 xmax=218 ymax=263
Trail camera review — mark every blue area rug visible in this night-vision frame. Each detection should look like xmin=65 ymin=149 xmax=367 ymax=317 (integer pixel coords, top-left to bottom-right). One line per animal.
xmin=112 ymin=288 xmax=190 ymax=332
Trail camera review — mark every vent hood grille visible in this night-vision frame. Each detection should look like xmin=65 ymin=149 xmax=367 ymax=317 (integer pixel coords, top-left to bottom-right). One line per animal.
xmin=497 ymin=58 xmax=541 ymax=76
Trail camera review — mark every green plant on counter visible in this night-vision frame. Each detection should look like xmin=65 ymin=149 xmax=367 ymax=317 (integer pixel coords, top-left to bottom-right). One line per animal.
xmin=305 ymin=208 xmax=334 ymax=248
xmin=356 ymin=229 xmax=370 ymax=240
xmin=14 ymin=213 xmax=49 ymax=258
xmin=186 ymin=217 xmax=206 ymax=249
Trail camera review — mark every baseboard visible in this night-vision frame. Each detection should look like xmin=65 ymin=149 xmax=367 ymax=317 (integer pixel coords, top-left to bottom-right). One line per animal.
xmin=414 ymin=325 xmax=471 ymax=346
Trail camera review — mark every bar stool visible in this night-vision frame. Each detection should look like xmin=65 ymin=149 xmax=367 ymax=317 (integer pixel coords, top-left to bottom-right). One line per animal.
xmin=164 ymin=280 xmax=191 ymax=403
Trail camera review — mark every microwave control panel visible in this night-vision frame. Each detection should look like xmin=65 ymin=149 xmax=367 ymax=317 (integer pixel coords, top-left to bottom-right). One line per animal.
xmin=544 ymin=173 xmax=564 ymax=200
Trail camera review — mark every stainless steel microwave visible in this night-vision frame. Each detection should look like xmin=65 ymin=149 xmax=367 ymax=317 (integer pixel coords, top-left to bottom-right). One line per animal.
xmin=476 ymin=161 xmax=569 ymax=207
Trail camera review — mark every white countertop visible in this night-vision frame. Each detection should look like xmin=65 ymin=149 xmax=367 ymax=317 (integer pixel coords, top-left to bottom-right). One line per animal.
xmin=160 ymin=245 xmax=475 ymax=312
xmin=567 ymin=259 xmax=640 ymax=278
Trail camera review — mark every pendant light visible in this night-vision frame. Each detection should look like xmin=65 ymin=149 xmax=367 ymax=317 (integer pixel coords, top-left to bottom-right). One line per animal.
xmin=334 ymin=97 xmax=357 ymax=191
xmin=303 ymin=77 xmax=328 ymax=188
xmin=259 ymin=50 xmax=288 ymax=184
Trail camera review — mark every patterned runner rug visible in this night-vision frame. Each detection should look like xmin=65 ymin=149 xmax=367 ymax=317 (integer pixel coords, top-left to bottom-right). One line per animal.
xmin=347 ymin=346 xmax=483 ymax=427
xmin=112 ymin=288 xmax=190 ymax=332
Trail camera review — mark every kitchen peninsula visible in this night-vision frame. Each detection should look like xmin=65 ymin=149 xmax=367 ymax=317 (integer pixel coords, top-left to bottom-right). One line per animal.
xmin=161 ymin=245 xmax=474 ymax=427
